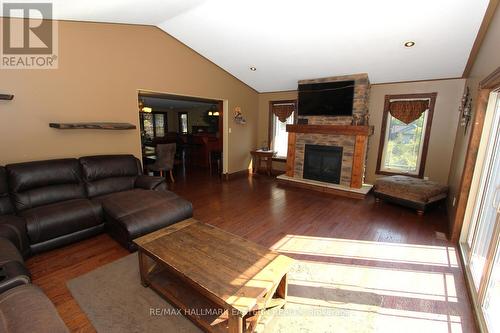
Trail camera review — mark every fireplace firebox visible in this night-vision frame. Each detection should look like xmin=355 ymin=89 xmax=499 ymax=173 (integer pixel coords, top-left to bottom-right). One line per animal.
xmin=303 ymin=144 xmax=343 ymax=184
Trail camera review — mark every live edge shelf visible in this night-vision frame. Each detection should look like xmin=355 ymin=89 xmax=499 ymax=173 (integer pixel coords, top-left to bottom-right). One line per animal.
xmin=0 ymin=94 xmax=14 ymax=100
xmin=49 ymin=122 xmax=136 ymax=130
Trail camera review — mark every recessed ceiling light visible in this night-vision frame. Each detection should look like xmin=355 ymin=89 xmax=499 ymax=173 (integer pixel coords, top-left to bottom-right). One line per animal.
xmin=250 ymin=66 xmax=257 ymax=71
xmin=404 ymin=41 xmax=415 ymax=48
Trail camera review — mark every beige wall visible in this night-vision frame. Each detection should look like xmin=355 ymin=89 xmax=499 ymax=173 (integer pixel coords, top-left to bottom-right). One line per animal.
xmin=0 ymin=20 xmax=258 ymax=173
xmin=367 ymin=79 xmax=465 ymax=185
xmin=256 ymin=81 xmax=465 ymax=183
xmin=447 ymin=4 xmax=500 ymax=228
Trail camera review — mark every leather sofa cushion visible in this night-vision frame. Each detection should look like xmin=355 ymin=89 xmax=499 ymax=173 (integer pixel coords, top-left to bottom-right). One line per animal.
xmin=0 ymin=215 xmax=29 ymax=258
xmin=20 ymin=199 xmax=102 ymax=244
xmin=85 ymin=177 xmax=137 ymax=199
xmin=80 ymin=155 xmax=142 ymax=198
xmin=0 ymin=166 xmax=14 ymax=215
xmin=94 ymin=189 xmax=193 ymax=240
xmin=6 ymin=159 xmax=85 ymax=211
xmin=0 ymin=284 xmax=69 ymax=333
xmin=135 ymin=175 xmax=167 ymax=191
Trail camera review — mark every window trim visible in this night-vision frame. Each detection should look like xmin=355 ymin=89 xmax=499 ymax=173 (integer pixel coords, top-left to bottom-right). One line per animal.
xmin=268 ymin=99 xmax=297 ymax=157
xmin=375 ymin=92 xmax=437 ymax=179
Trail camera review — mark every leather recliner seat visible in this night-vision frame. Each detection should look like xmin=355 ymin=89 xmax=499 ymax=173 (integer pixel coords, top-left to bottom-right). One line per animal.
xmin=0 ymin=167 xmax=31 ymax=258
xmin=6 ymin=159 xmax=103 ymax=254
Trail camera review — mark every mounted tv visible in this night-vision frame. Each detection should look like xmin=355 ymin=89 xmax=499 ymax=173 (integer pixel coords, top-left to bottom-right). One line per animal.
xmin=298 ymin=80 xmax=355 ymax=116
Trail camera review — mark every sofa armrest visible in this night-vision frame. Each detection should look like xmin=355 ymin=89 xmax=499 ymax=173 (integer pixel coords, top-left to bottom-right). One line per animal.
xmin=135 ymin=175 xmax=167 ymax=191
xmin=0 ymin=261 xmax=31 ymax=294
xmin=0 ymin=216 xmax=30 ymax=258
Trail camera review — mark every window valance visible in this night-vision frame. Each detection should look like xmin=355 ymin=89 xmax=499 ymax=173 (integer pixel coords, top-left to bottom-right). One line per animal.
xmin=271 ymin=102 xmax=296 ymax=123
xmin=388 ymin=99 xmax=430 ymax=124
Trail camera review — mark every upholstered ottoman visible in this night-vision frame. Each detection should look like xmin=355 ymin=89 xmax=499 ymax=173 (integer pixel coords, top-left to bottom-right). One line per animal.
xmin=373 ymin=176 xmax=448 ymax=215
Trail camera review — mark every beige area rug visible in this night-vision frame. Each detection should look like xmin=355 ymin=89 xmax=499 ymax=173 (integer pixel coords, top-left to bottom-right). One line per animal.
xmin=67 ymin=253 xmax=459 ymax=333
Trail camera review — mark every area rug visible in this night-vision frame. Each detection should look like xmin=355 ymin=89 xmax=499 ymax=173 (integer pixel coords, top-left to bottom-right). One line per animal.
xmin=67 ymin=253 xmax=458 ymax=333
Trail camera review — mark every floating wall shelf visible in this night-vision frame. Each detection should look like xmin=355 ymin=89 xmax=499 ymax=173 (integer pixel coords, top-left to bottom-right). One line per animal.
xmin=0 ymin=94 xmax=14 ymax=100
xmin=49 ymin=122 xmax=136 ymax=130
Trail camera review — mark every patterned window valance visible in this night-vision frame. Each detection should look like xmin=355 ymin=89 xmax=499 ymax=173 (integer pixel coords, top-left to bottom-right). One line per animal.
xmin=271 ymin=102 xmax=296 ymax=123
xmin=388 ymin=99 xmax=430 ymax=124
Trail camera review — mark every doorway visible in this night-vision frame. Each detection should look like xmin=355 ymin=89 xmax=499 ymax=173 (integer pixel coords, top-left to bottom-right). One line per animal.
xmin=137 ymin=91 xmax=224 ymax=181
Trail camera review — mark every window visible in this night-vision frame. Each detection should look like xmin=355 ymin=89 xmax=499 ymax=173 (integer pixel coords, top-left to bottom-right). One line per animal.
xmin=269 ymin=100 xmax=296 ymax=158
xmin=154 ymin=113 xmax=165 ymax=137
xmin=376 ymin=93 xmax=436 ymax=178
xmin=461 ymin=92 xmax=500 ymax=333
xmin=178 ymin=112 xmax=188 ymax=134
xmin=140 ymin=112 xmax=167 ymax=141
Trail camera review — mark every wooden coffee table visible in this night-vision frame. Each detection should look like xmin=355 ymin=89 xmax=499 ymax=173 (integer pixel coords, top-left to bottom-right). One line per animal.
xmin=134 ymin=219 xmax=294 ymax=333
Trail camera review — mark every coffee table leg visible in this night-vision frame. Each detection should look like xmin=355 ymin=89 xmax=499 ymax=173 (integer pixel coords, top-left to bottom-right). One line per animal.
xmin=228 ymin=314 xmax=243 ymax=333
xmin=276 ymin=273 xmax=288 ymax=308
xmin=138 ymin=250 xmax=150 ymax=287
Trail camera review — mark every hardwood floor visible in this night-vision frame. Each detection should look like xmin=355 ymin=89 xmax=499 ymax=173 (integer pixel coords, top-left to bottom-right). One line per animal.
xmin=26 ymin=169 xmax=477 ymax=332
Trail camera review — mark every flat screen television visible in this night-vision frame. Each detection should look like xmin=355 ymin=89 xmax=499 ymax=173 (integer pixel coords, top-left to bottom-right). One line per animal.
xmin=298 ymin=80 xmax=354 ymax=116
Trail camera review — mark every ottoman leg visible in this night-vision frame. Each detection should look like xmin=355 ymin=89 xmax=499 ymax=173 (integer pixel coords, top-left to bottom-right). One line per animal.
xmin=417 ymin=210 xmax=424 ymax=216
xmin=375 ymin=197 xmax=381 ymax=204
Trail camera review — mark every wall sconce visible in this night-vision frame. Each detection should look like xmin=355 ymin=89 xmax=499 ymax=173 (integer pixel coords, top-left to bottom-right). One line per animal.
xmin=459 ymin=87 xmax=472 ymax=135
xmin=138 ymin=98 xmax=152 ymax=113
xmin=234 ymin=106 xmax=246 ymax=125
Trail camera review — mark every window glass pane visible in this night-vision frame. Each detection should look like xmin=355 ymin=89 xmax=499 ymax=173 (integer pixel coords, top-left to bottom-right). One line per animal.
xmin=154 ymin=114 xmax=165 ymax=137
xmin=142 ymin=113 xmax=154 ymax=140
xmin=180 ymin=114 xmax=188 ymax=133
xmin=483 ymin=237 xmax=500 ymax=333
xmin=382 ymin=111 xmax=426 ymax=174
xmin=273 ymin=114 xmax=294 ymax=157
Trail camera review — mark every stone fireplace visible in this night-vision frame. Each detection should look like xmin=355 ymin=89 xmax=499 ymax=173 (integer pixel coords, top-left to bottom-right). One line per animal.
xmin=276 ymin=73 xmax=374 ymax=199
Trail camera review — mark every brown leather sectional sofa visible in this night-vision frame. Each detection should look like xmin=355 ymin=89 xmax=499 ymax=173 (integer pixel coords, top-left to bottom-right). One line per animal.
xmin=0 ymin=154 xmax=193 ymax=332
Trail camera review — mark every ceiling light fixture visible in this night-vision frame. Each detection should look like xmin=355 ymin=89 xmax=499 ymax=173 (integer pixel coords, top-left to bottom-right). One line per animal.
xmin=250 ymin=67 xmax=256 ymax=71
xmin=404 ymin=41 xmax=415 ymax=48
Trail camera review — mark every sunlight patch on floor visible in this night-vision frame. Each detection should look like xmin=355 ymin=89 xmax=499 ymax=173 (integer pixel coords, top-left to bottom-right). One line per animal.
xmin=272 ymin=234 xmax=458 ymax=267
xmin=289 ymin=260 xmax=458 ymax=302
xmin=260 ymin=234 xmax=464 ymax=332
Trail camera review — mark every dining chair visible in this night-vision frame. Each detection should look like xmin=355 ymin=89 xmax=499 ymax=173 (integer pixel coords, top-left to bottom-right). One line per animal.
xmin=147 ymin=143 xmax=176 ymax=182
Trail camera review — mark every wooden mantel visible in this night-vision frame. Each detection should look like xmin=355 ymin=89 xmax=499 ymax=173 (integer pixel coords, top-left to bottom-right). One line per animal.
xmin=285 ymin=124 xmax=374 ymax=189
xmin=286 ymin=124 xmax=374 ymax=136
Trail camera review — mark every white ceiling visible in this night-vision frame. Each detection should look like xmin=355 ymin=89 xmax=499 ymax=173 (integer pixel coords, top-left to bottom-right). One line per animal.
xmin=5 ymin=0 xmax=490 ymax=92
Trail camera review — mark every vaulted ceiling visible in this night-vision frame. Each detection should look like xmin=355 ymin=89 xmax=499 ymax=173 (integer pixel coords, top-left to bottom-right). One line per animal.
xmin=7 ymin=0 xmax=490 ymax=92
